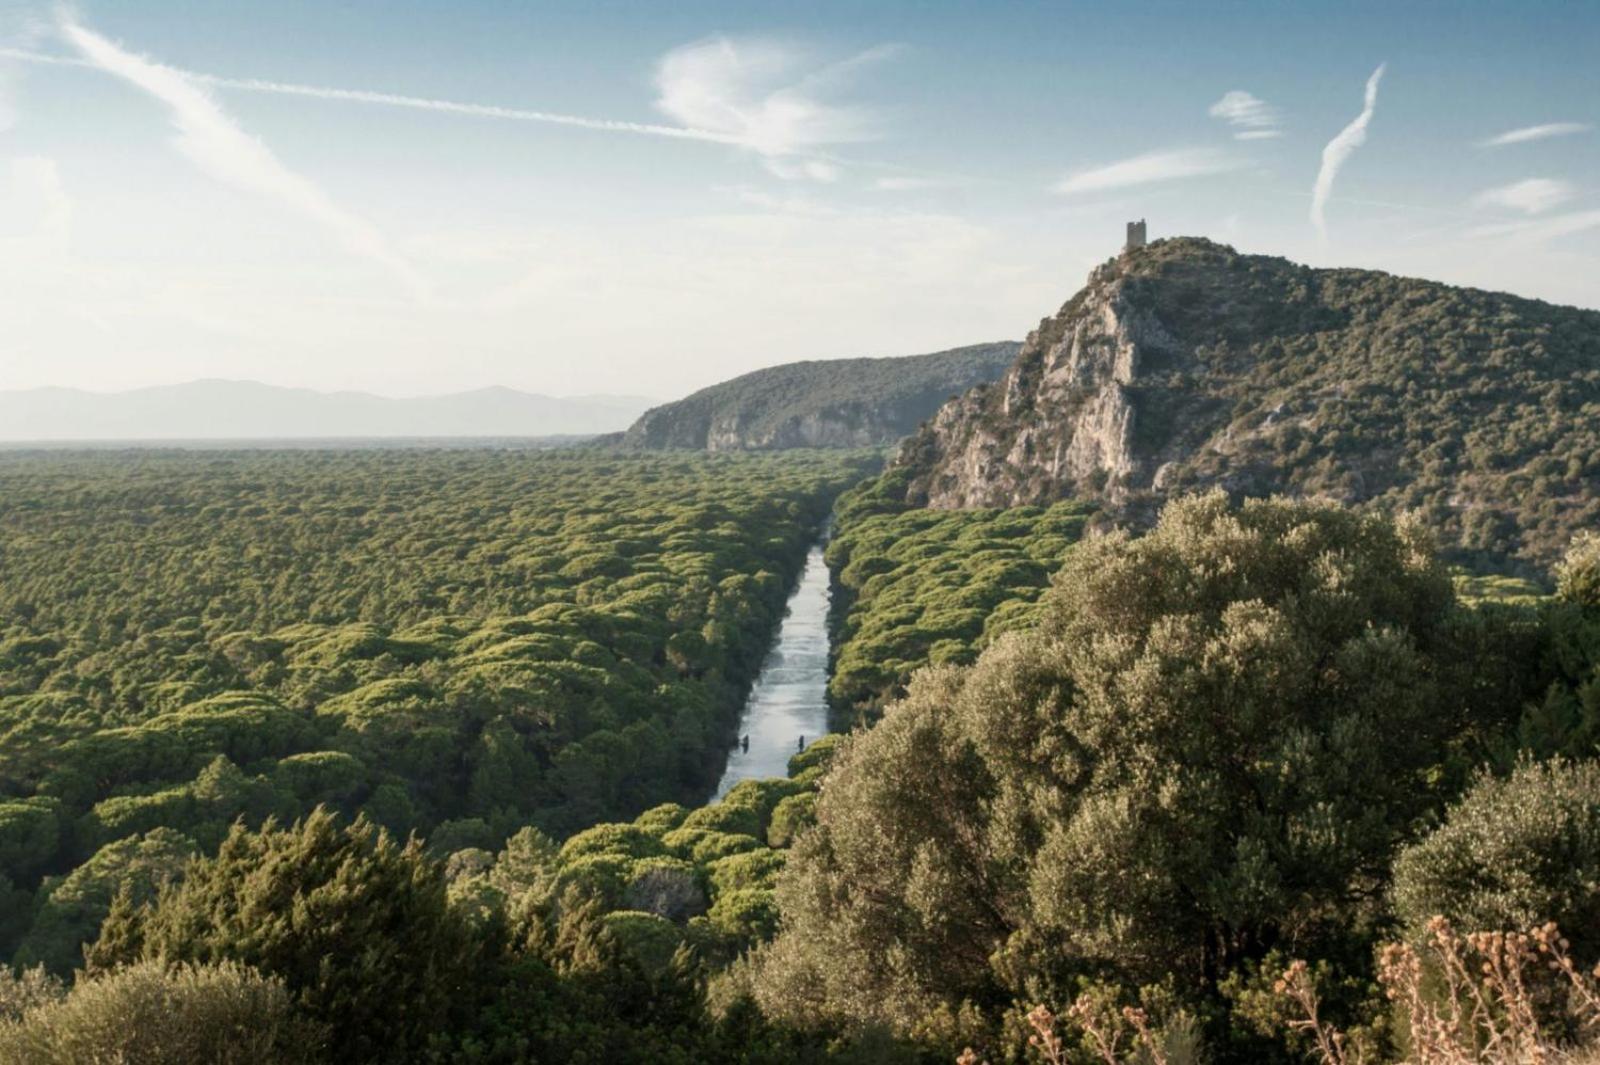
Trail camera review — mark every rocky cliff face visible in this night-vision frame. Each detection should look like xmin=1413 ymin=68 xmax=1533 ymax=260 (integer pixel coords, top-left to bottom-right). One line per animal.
xmin=897 ymin=238 xmax=1600 ymax=569
xmin=620 ymin=343 xmax=1018 ymax=451
xmin=901 ymin=243 xmax=1232 ymax=510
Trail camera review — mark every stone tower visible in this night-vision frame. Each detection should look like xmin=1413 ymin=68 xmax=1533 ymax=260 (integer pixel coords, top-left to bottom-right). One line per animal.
xmin=1125 ymin=219 xmax=1147 ymax=252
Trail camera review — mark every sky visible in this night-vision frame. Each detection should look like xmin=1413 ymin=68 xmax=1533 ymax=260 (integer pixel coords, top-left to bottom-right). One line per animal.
xmin=0 ymin=1 xmax=1596 ymax=400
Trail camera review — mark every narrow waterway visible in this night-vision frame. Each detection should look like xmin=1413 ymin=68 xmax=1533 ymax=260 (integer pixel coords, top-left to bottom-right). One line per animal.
xmin=711 ymin=540 xmax=832 ymax=800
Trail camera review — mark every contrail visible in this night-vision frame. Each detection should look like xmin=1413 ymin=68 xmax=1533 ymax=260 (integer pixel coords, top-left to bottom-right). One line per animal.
xmin=0 ymin=45 xmax=746 ymax=146
xmin=57 ymin=24 xmax=431 ymax=301
xmin=1310 ymin=63 xmax=1386 ymax=241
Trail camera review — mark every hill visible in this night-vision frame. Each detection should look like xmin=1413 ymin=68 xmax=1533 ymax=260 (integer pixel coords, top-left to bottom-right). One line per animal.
xmin=0 ymin=380 xmax=653 ymax=441
xmin=896 ymin=237 xmax=1600 ymax=570
xmin=616 ymin=343 xmax=1019 ymax=450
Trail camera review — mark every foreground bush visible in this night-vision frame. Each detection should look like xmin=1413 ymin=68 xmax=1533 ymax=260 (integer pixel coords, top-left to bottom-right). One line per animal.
xmin=0 ymin=959 xmax=324 ymax=1065
xmin=755 ymin=492 xmax=1525 ymax=1046
xmin=85 ymin=810 xmax=475 ymax=1064
xmin=1392 ymin=758 xmax=1600 ymax=954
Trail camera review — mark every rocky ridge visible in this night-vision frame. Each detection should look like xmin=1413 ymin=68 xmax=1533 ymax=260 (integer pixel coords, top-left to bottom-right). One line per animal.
xmin=896 ymin=237 xmax=1600 ymax=569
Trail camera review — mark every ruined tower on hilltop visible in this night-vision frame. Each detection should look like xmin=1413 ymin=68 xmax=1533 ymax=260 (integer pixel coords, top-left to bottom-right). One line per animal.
xmin=1125 ymin=219 xmax=1147 ymax=252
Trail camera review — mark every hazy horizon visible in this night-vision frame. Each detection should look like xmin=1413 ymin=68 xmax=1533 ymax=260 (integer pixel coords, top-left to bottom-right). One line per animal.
xmin=1 ymin=1 xmax=1595 ymax=399
xmin=0 ymin=377 xmax=658 ymax=440
xmin=0 ymin=377 xmax=657 ymax=403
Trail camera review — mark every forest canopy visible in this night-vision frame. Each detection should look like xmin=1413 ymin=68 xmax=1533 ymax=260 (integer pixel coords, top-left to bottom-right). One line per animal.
xmin=0 ymin=448 xmax=873 ymax=973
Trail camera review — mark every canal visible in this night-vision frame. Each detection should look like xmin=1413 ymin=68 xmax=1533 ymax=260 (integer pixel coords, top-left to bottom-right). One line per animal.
xmin=710 ymin=540 xmax=832 ymax=800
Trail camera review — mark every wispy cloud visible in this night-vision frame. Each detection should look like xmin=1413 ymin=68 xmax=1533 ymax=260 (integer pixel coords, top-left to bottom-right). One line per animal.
xmin=0 ymin=59 xmax=18 ymax=132
xmin=763 ymin=157 xmax=841 ymax=183
xmin=0 ymin=14 xmax=50 ymax=132
xmin=1054 ymin=147 xmax=1243 ymax=196
xmin=1310 ymin=63 xmax=1386 ymax=240
xmin=872 ymin=176 xmax=946 ymax=192
xmin=654 ymin=37 xmax=894 ymax=174
xmin=1467 ymin=208 xmax=1600 ymax=243
xmin=4 ymin=34 xmax=893 ymax=173
xmin=59 ymin=20 xmax=428 ymax=300
xmin=0 ymin=43 xmax=744 ymax=146
xmin=1208 ymin=90 xmax=1282 ymax=139
xmin=1471 ymin=177 xmax=1575 ymax=215
xmin=1477 ymin=122 xmax=1591 ymax=148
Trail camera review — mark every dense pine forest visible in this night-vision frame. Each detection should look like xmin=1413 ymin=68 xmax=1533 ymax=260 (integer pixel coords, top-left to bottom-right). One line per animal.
xmin=1 ymin=444 xmax=1598 ymax=1063
xmin=0 ymin=450 xmax=869 ymax=969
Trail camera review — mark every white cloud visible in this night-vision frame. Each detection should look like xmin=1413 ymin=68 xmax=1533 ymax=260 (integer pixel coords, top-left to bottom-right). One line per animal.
xmin=61 ymin=20 xmax=428 ymax=300
xmin=654 ymin=37 xmax=890 ymax=162
xmin=1477 ymin=122 xmax=1591 ymax=148
xmin=1471 ymin=177 xmax=1575 ymax=215
xmin=1310 ymin=63 xmax=1386 ymax=240
xmin=1208 ymin=90 xmax=1282 ymax=139
xmin=1054 ymin=147 xmax=1243 ymax=196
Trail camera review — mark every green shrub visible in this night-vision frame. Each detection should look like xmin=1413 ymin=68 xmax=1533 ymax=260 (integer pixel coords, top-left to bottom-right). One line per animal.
xmin=16 ymin=828 xmax=196 ymax=974
xmin=720 ymin=778 xmax=801 ymax=829
xmin=550 ymin=853 xmax=634 ymax=909
xmin=0 ymin=966 xmax=62 ymax=1024
xmin=600 ymin=911 xmax=686 ymax=973
xmin=558 ymin=822 xmax=667 ymax=863
xmin=0 ymin=960 xmax=326 ymax=1065
xmin=0 ymin=799 xmax=59 ymax=882
xmin=84 ymin=811 xmax=476 ymax=1064
xmin=1557 ymin=532 xmax=1600 ymax=609
xmin=767 ymin=793 xmax=817 ymax=848
xmin=678 ymin=802 xmax=763 ymax=839
xmin=708 ymin=887 xmax=779 ymax=941
xmin=1392 ymin=758 xmax=1600 ymax=952
xmin=632 ymin=802 xmax=690 ymax=834
xmin=787 ymin=733 xmax=845 ymax=782
xmin=661 ymin=828 xmax=764 ymax=865
xmin=708 ymin=849 xmax=786 ymax=896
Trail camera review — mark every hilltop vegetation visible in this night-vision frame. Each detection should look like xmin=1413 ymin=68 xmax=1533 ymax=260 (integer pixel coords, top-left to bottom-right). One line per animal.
xmin=0 ymin=449 xmax=872 ymax=973
xmin=618 ymin=343 xmax=1018 ymax=451
xmin=900 ymin=238 xmax=1600 ymax=572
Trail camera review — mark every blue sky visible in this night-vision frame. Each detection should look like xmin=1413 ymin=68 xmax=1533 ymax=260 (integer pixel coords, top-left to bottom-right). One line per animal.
xmin=1 ymin=1 xmax=1596 ymax=398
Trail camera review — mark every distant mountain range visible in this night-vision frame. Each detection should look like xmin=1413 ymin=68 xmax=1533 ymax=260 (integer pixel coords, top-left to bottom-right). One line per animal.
xmin=614 ymin=343 xmax=1020 ymax=451
xmin=0 ymin=380 xmax=655 ymax=441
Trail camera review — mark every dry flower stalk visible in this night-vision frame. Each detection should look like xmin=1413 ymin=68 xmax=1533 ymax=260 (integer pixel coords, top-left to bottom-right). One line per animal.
xmin=1281 ymin=918 xmax=1600 ymax=1065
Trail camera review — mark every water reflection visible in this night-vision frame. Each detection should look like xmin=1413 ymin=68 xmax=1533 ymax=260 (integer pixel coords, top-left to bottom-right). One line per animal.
xmin=711 ymin=542 xmax=831 ymax=800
